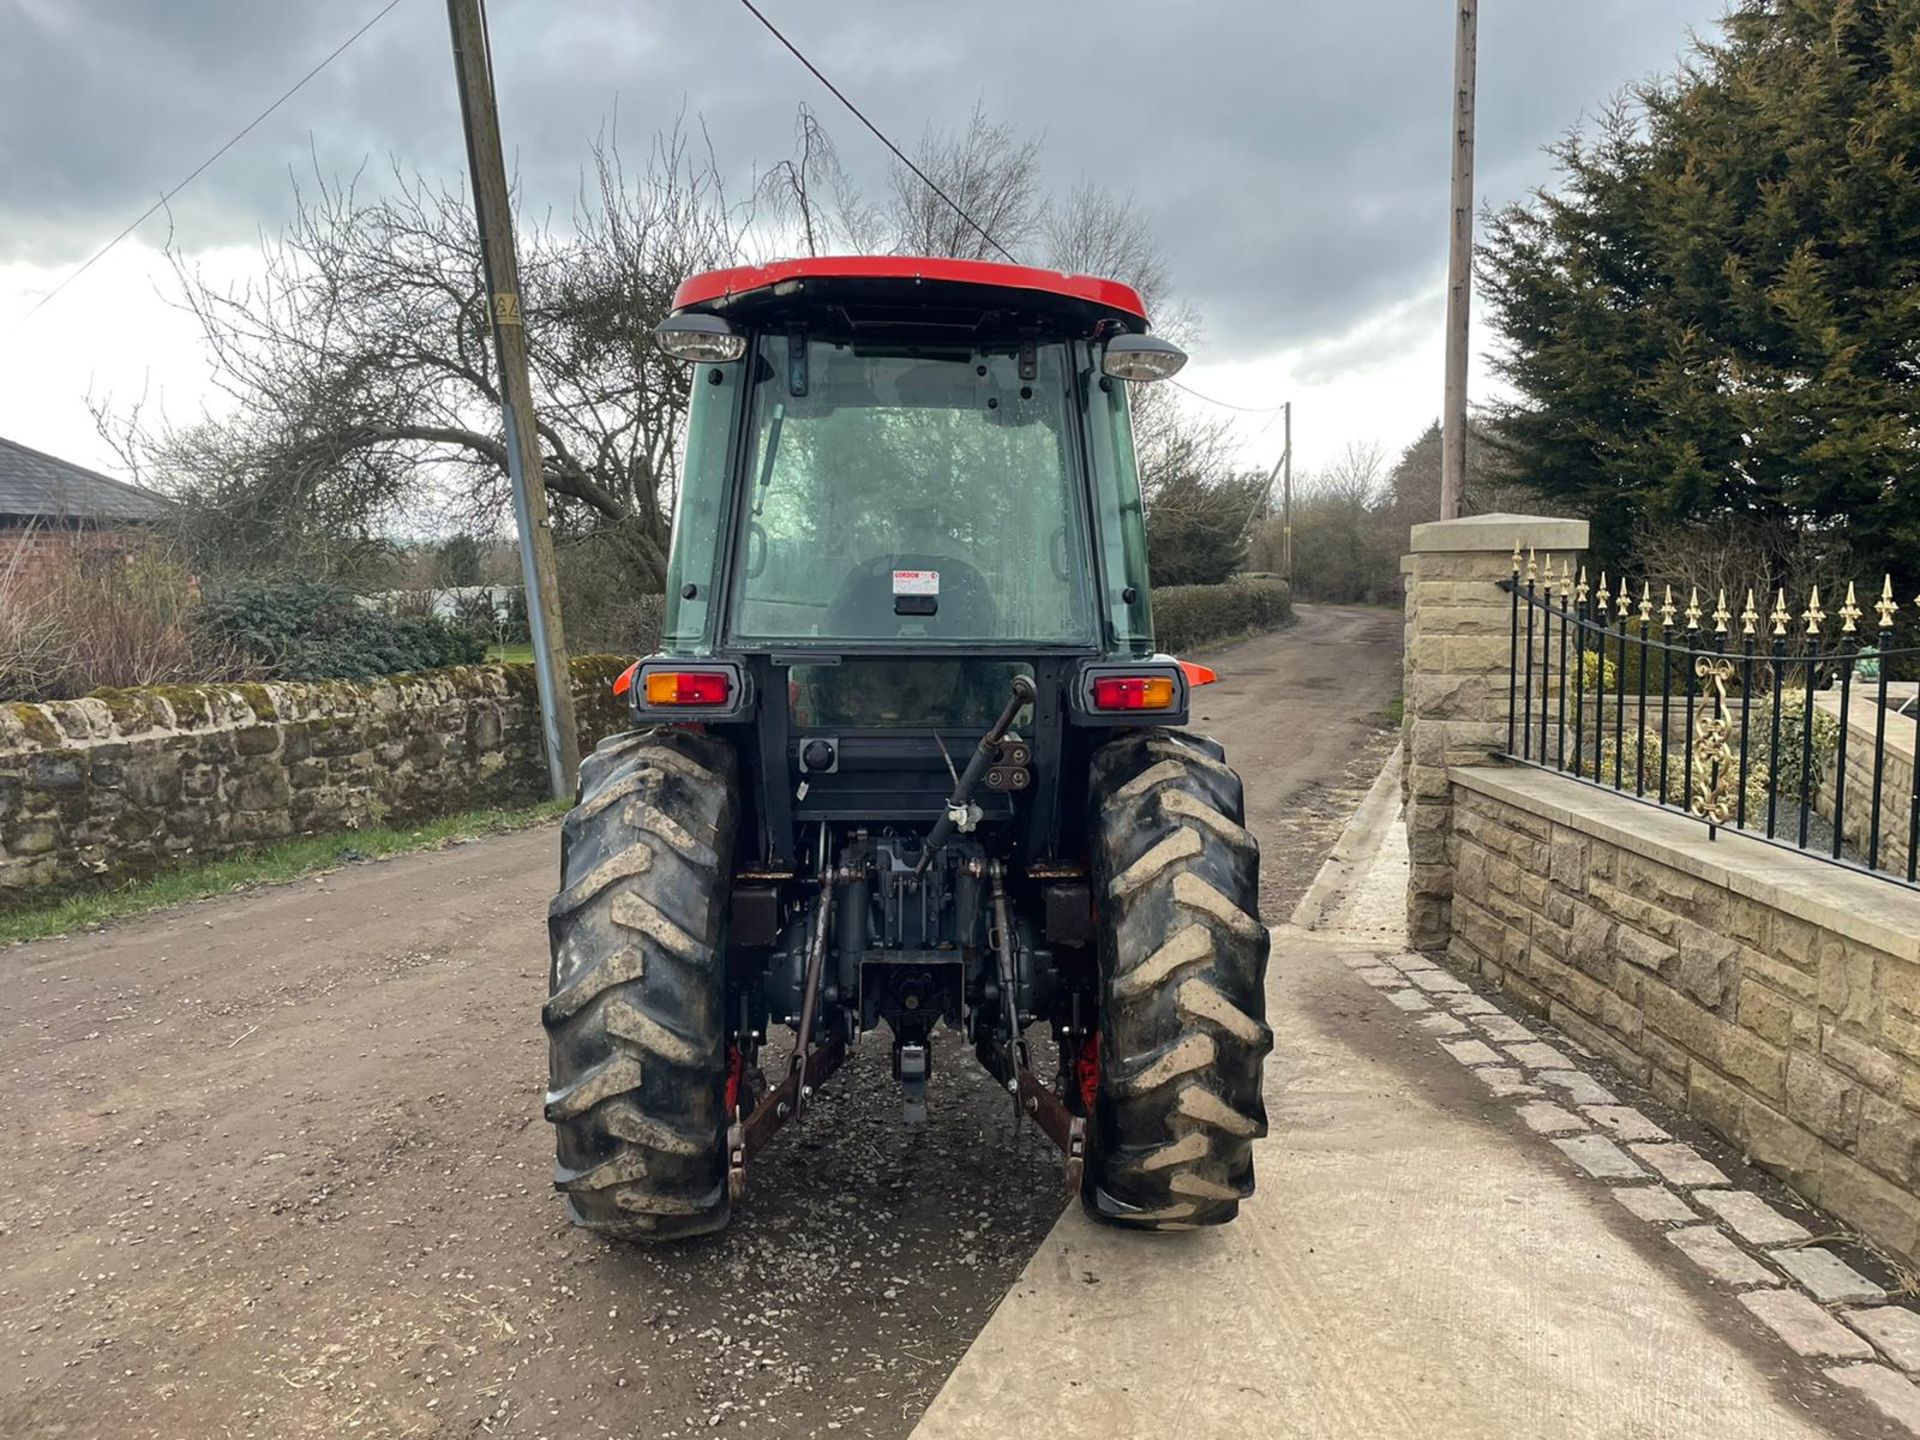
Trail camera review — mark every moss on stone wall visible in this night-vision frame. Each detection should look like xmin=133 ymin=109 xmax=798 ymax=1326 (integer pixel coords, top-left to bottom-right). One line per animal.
xmin=0 ymin=654 xmax=639 ymax=902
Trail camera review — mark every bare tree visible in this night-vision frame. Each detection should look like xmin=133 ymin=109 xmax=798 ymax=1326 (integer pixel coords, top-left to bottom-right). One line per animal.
xmin=99 ymin=124 xmax=743 ymax=582
xmin=755 ymin=103 xmax=873 ymax=257
xmin=882 ymin=101 xmax=1045 ymax=262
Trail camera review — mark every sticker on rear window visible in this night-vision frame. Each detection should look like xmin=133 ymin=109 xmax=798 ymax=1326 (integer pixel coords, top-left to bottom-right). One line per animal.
xmin=892 ymin=569 xmax=939 ymax=596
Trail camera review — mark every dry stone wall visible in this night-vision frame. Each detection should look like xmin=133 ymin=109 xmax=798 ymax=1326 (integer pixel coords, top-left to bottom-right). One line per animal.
xmin=0 ymin=657 xmax=629 ymax=898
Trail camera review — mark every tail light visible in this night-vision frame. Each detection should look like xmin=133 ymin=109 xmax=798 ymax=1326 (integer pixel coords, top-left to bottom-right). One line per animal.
xmin=1091 ymin=674 xmax=1178 ymax=711
xmin=645 ymin=670 xmax=732 ymax=706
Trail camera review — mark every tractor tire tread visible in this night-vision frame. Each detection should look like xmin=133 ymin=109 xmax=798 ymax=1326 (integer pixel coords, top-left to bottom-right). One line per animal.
xmin=545 ymin=726 xmax=738 ymax=1243
xmin=1085 ymin=727 xmax=1270 ymax=1231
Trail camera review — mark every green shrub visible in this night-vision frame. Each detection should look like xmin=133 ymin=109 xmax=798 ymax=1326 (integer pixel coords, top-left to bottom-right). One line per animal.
xmin=1152 ymin=579 xmax=1293 ymax=654
xmin=196 ymin=579 xmax=486 ymax=681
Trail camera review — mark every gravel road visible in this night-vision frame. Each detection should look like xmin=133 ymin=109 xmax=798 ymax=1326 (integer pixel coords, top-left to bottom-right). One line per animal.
xmin=0 ymin=603 xmax=1402 ymax=1440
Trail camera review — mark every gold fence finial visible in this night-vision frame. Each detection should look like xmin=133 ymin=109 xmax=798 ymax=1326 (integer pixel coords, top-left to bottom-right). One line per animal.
xmin=1771 ymin=588 xmax=1791 ymax=637
xmin=1713 ymin=588 xmax=1731 ymax=634
xmin=1617 ymin=576 xmax=1631 ymax=614
xmin=1576 ymin=566 xmax=1590 ymax=604
xmin=1638 ymin=582 xmax=1653 ymax=625
xmin=1685 ymin=586 xmax=1703 ymax=631
xmin=1741 ymin=588 xmax=1759 ymax=636
xmin=1560 ymin=556 xmax=1573 ymax=592
xmin=1660 ymin=584 xmax=1677 ymax=627
xmin=1526 ymin=545 xmax=1538 ymax=584
xmin=1597 ymin=572 xmax=1611 ymax=615
xmin=1804 ymin=584 xmax=1826 ymax=637
xmin=1878 ymin=575 xmax=1900 ymax=630
xmin=1840 ymin=581 xmax=1862 ymax=635
xmin=1512 ymin=539 xmax=1523 ymax=575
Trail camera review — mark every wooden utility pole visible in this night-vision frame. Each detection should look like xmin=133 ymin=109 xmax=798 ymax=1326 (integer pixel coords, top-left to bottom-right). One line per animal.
xmin=1440 ymin=0 xmax=1477 ymax=521
xmin=1281 ymin=400 xmax=1293 ymax=582
xmin=445 ymin=0 xmax=578 ymax=798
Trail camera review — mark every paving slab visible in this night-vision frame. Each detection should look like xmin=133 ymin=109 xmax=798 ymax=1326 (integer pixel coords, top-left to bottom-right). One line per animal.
xmin=1614 ymin=1186 xmax=1698 ymax=1225
xmin=1845 ymin=1307 xmax=1920 ymax=1374
xmin=913 ymin=926 xmax=1853 ymax=1440
xmin=1473 ymin=1015 xmax=1536 ymax=1044
xmin=1827 ymin=1365 xmax=1920 ymax=1434
xmin=1584 ymin=1105 xmax=1671 ymax=1143
xmin=1770 ymin=1247 xmax=1887 ymax=1304
xmin=1417 ymin=1013 xmax=1471 ymax=1036
xmin=1516 ymin=1101 xmax=1586 ymax=1135
xmin=1667 ymin=1225 xmax=1780 ymax=1287
xmin=1739 ymin=1290 xmax=1876 ymax=1361
xmin=1632 ymin=1142 xmax=1731 ymax=1187
xmin=1694 ymin=1189 xmax=1811 ymax=1246
xmin=1538 ymin=1070 xmax=1619 ymax=1106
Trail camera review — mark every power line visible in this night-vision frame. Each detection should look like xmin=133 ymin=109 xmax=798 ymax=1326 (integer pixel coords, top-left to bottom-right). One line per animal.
xmin=735 ymin=0 xmax=1018 ymax=265
xmin=21 ymin=0 xmax=406 ymax=321
xmin=1169 ymin=378 xmax=1289 ymax=413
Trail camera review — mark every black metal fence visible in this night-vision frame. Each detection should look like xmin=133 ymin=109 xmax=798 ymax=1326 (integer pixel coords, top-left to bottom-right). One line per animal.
xmin=1499 ymin=548 xmax=1920 ymax=889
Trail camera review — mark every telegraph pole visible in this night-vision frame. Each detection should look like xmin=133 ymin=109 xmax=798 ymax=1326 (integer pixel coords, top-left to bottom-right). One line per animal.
xmin=1281 ymin=400 xmax=1293 ymax=583
xmin=445 ymin=0 xmax=579 ymax=798
xmin=1440 ymin=0 xmax=1477 ymax=520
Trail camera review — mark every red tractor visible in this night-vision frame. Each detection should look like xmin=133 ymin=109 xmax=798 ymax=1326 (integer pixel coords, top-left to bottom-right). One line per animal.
xmin=545 ymin=256 xmax=1269 ymax=1239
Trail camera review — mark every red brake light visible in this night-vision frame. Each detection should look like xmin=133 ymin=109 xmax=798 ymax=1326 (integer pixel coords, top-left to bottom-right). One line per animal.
xmin=1091 ymin=675 xmax=1177 ymax=711
xmin=644 ymin=670 xmax=731 ymax=706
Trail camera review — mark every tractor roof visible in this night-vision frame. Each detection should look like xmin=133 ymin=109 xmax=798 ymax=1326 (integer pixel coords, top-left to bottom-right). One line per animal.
xmin=670 ymin=256 xmax=1150 ymax=338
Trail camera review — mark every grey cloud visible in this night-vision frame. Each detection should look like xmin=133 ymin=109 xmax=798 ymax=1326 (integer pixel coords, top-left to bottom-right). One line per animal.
xmin=3 ymin=0 xmax=1723 ymax=361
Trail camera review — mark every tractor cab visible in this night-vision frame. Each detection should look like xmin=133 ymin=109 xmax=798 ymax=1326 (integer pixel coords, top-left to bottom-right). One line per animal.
xmin=635 ymin=256 xmax=1193 ymax=868
xmin=545 ymin=257 xmax=1268 ymax=1244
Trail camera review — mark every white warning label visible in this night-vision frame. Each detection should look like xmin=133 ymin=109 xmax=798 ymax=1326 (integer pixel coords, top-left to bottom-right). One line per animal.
xmin=891 ymin=569 xmax=940 ymax=596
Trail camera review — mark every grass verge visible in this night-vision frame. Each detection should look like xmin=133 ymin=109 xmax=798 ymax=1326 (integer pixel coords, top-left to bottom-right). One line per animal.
xmin=1382 ymin=693 xmax=1405 ymax=727
xmin=0 ymin=799 xmax=568 ymax=947
xmin=487 ymin=642 xmax=537 ymax=664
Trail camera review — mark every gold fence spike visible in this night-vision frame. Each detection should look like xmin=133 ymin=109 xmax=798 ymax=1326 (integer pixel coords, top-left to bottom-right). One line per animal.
xmin=1512 ymin=539 xmax=1523 ymax=575
xmin=1878 ymin=575 xmax=1900 ymax=630
xmin=1685 ymin=586 xmax=1703 ymax=631
xmin=1660 ymin=584 xmax=1677 ymax=627
xmin=1713 ymin=588 xmax=1731 ymax=634
xmin=1771 ymin=588 xmax=1791 ymax=637
xmin=1617 ymin=576 xmax=1631 ymax=613
xmin=1526 ymin=546 xmax=1538 ymax=584
xmin=1840 ymin=581 xmax=1861 ymax=635
xmin=1560 ymin=557 xmax=1573 ymax=591
xmin=1597 ymin=572 xmax=1611 ymax=615
xmin=1741 ymin=588 xmax=1759 ymax=636
xmin=1541 ymin=554 xmax=1555 ymax=595
xmin=1804 ymin=584 xmax=1826 ymax=637
xmin=1638 ymin=582 xmax=1653 ymax=625
xmin=1576 ymin=566 xmax=1590 ymax=604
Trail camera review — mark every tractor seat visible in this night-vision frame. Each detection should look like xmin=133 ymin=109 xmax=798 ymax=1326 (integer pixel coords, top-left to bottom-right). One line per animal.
xmin=824 ymin=553 xmax=997 ymax=639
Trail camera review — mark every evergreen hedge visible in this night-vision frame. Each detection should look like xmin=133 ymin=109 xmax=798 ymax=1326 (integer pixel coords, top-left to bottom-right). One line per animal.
xmin=1153 ymin=578 xmax=1293 ymax=654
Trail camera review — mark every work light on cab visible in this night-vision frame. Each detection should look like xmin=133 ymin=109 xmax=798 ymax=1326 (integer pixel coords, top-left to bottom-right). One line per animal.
xmin=1101 ymin=332 xmax=1188 ymax=382
xmin=654 ymin=312 xmax=746 ymax=363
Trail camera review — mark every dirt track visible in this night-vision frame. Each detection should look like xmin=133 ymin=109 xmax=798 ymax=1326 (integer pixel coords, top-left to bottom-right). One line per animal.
xmin=0 ymin=603 xmax=1402 ymax=1440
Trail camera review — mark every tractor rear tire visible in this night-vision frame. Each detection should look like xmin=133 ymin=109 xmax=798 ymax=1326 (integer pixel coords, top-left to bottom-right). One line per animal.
xmin=1083 ymin=728 xmax=1272 ymax=1230
xmin=544 ymin=726 xmax=739 ymax=1241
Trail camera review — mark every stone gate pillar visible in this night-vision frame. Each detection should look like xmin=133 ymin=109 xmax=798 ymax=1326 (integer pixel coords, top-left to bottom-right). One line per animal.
xmin=1403 ymin=513 xmax=1589 ymax=950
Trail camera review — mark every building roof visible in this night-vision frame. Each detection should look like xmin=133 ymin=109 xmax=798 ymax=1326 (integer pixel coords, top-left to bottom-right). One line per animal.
xmin=0 ymin=436 xmax=172 ymax=523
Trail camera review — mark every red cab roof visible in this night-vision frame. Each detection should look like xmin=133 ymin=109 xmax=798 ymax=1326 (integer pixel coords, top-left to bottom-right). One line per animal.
xmin=671 ymin=255 xmax=1149 ymax=326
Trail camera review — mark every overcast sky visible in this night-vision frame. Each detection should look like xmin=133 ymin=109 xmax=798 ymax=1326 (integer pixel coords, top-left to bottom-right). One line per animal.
xmin=0 ymin=0 xmax=1728 ymax=492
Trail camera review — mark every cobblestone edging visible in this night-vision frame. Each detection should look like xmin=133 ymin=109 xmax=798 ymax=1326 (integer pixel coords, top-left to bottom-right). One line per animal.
xmin=0 ymin=658 xmax=630 ymax=897
xmin=1346 ymin=941 xmax=1920 ymax=1434
xmin=1448 ymin=763 xmax=1920 ymax=1274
